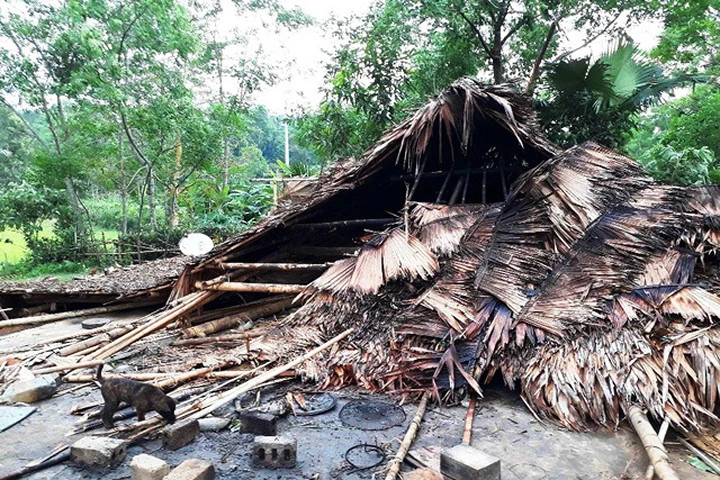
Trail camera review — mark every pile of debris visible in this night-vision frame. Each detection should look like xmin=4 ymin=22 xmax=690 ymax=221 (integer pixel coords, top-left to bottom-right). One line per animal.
xmin=2 ymin=78 xmax=720 ymax=478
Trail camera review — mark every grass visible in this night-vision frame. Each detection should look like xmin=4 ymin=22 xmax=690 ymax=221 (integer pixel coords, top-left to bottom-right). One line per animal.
xmin=0 ymin=222 xmax=120 ymax=281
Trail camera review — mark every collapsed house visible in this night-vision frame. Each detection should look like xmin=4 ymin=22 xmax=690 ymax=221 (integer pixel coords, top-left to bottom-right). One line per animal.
xmin=3 ymin=78 xmax=720 ymax=440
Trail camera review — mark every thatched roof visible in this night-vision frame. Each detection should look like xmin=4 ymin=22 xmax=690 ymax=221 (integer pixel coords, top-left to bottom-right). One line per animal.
xmin=251 ymin=143 xmax=720 ymax=434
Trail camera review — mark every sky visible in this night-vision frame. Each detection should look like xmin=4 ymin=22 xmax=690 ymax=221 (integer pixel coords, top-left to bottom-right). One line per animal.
xmin=245 ymin=1 xmax=664 ymax=115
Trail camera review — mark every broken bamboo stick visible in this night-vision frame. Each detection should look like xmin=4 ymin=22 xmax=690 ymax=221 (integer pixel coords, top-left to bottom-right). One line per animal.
xmin=627 ymin=405 xmax=680 ymax=480
xmin=217 ymin=261 xmax=334 ymax=271
xmin=384 ymin=392 xmax=430 ymax=480
xmin=200 ymin=282 xmax=307 ymax=294
xmin=645 ymin=418 xmax=670 ymax=479
xmin=188 ymin=328 xmax=354 ymax=420
xmin=182 ymin=296 xmax=294 ymax=337
xmin=462 ymin=394 xmax=477 ymax=445
xmin=0 ymin=300 xmax=161 ymax=328
xmin=292 ymin=218 xmax=396 ymax=229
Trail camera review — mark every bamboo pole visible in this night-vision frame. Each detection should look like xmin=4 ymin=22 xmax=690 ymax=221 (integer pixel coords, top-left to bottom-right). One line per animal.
xmin=182 ymin=296 xmax=294 ymax=337
xmin=645 ymin=418 xmax=669 ymax=479
xmin=627 ymin=405 xmax=680 ymax=480
xmin=32 ymin=359 xmax=104 ymax=375
xmin=187 ymin=328 xmax=354 ymax=420
xmin=87 ymin=290 xmax=220 ymax=361
xmin=217 ymin=261 xmax=334 ymax=271
xmin=0 ymin=300 xmax=161 ymax=328
xmin=462 ymin=395 xmax=477 ymax=445
xmin=200 ymin=282 xmax=307 ymax=294
xmin=385 ymin=392 xmax=430 ymax=480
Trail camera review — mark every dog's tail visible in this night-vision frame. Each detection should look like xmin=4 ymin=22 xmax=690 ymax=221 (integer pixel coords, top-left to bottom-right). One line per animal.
xmin=95 ymin=363 xmax=104 ymax=382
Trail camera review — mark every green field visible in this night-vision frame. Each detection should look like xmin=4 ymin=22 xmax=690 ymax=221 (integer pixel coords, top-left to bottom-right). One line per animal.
xmin=0 ymin=222 xmax=119 ymax=265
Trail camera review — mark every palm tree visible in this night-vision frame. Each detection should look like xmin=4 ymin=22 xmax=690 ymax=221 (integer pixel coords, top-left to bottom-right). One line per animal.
xmin=537 ymin=41 xmax=700 ymax=148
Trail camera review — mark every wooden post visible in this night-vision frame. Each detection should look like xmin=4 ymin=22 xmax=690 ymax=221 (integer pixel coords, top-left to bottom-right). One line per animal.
xmin=462 ymin=395 xmax=477 ymax=445
xmin=626 ymin=405 xmax=680 ymax=480
xmin=384 ymin=392 xmax=430 ymax=480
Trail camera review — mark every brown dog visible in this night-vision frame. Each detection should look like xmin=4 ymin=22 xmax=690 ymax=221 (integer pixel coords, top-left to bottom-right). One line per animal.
xmin=96 ymin=364 xmax=176 ymax=428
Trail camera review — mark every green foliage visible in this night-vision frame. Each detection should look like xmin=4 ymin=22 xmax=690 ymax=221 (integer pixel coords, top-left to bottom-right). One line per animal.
xmin=624 ymin=85 xmax=720 ymax=185
xmin=0 ymin=259 xmax=88 ymax=281
xmin=539 ymin=42 xmax=695 ymax=148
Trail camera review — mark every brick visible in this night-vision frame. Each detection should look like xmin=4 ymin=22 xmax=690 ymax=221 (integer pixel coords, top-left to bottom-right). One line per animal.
xmin=71 ymin=435 xmax=127 ymax=468
xmin=440 ymin=444 xmax=500 ymax=480
xmin=198 ymin=416 xmax=230 ymax=432
xmin=239 ymin=411 xmax=277 ymax=435
xmin=165 ymin=459 xmax=215 ymax=480
xmin=2 ymin=374 xmax=59 ymax=403
xmin=162 ymin=419 xmax=199 ymax=450
xmin=130 ymin=453 xmax=170 ymax=480
xmin=403 ymin=468 xmax=444 ymax=480
xmin=252 ymin=435 xmax=297 ymax=469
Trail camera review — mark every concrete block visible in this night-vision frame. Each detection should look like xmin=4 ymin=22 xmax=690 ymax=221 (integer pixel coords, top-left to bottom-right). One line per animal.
xmin=165 ymin=459 xmax=215 ymax=480
xmin=440 ymin=444 xmax=500 ymax=480
xmin=130 ymin=453 xmax=170 ymax=480
xmin=240 ymin=411 xmax=277 ymax=435
xmin=71 ymin=435 xmax=127 ymax=468
xmin=404 ymin=468 xmax=444 ymax=480
xmin=252 ymin=435 xmax=297 ymax=469
xmin=162 ymin=419 xmax=199 ymax=450
xmin=2 ymin=374 xmax=59 ymax=403
xmin=198 ymin=416 xmax=230 ymax=432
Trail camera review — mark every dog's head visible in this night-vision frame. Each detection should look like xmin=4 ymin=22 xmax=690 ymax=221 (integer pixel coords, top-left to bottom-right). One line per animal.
xmin=158 ymin=396 xmax=176 ymax=424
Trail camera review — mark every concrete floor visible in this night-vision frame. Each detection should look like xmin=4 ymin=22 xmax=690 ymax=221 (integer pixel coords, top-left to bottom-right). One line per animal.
xmin=0 ymin=313 xmax=716 ymax=479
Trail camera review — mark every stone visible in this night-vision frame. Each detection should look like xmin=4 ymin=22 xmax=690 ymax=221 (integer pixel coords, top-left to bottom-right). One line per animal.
xmin=404 ymin=468 xmax=444 ymax=480
xmin=130 ymin=453 xmax=170 ymax=480
xmin=252 ymin=435 xmax=297 ymax=469
xmin=82 ymin=318 xmax=110 ymax=329
xmin=239 ymin=411 xmax=277 ymax=435
xmin=165 ymin=459 xmax=215 ymax=480
xmin=440 ymin=444 xmax=501 ymax=480
xmin=71 ymin=435 xmax=127 ymax=468
xmin=162 ymin=419 xmax=199 ymax=450
xmin=2 ymin=374 xmax=59 ymax=403
xmin=198 ymin=416 xmax=230 ymax=432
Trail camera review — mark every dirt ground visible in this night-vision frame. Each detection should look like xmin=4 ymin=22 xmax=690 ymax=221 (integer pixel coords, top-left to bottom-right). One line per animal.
xmin=0 ymin=313 xmax=716 ymax=480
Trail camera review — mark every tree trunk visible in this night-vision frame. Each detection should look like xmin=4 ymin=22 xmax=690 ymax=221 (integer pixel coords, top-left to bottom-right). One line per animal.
xmin=64 ymin=177 xmax=85 ymax=245
xmin=148 ymin=169 xmax=157 ymax=231
xmin=118 ymin=124 xmax=128 ymax=235
xmin=171 ymin=136 xmax=182 ymax=227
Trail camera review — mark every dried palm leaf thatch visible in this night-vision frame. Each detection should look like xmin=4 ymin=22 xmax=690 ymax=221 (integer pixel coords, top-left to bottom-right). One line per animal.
xmin=307 ymin=228 xmax=438 ymax=295
xmin=408 ymin=203 xmax=485 ymax=257
xmin=475 ymin=142 xmax=653 ymax=315
xmin=417 ymin=205 xmax=502 ymax=331
xmin=516 ymin=327 xmax=720 ymax=432
xmin=513 ymin=186 xmax=694 ymax=338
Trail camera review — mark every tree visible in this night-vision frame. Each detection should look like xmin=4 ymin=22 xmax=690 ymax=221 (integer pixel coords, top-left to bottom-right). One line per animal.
xmin=298 ymin=0 xmax=652 ymax=162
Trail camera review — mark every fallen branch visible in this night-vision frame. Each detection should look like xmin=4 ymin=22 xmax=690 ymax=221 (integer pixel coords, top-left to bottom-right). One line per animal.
xmin=384 ymin=392 xmax=431 ymax=480
xmin=626 ymin=405 xmax=680 ymax=480
xmin=0 ymin=300 xmax=161 ymax=328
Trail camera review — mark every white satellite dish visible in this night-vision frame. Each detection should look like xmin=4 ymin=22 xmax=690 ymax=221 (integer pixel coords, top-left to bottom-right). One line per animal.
xmin=179 ymin=233 xmax=214 ymax=256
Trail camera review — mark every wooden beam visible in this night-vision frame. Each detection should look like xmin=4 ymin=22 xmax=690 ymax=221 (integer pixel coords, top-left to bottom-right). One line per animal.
xmin=217 ymin=261 xmax=333 ymax=271
xmin=293 ymin=246 xmax=357 ymax=257
xmin=627 ymin=404 xmax=680 ymax=480
xmin=291 ymin=218 xmax=396 ymax=229
xmin=391 ymin=166 xmax=525 ymax=181
xmin=200 ymin=282 xmax=307 ymax=294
